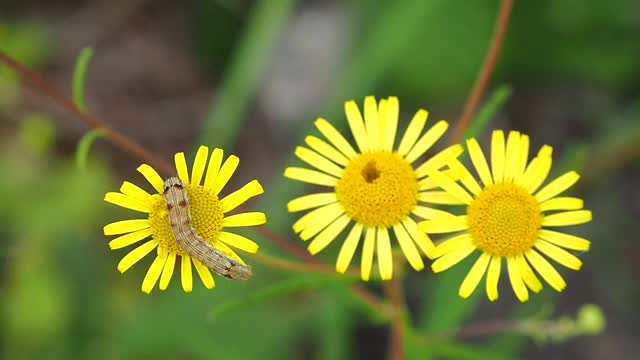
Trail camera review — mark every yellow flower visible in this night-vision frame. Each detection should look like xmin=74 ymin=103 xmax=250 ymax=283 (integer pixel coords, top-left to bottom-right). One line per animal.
xmin=284 ymin=96 xmax=462 ymax=281
xmin=419 ymin=130 xmax=592 ymax=302
xmin=104 ymin=146 xmax=266 ymax=293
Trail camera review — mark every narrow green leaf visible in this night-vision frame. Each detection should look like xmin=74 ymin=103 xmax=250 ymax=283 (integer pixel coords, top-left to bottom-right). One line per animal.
xmin=75 ymin=129 xmax=105 ymax=169
xmin=72 ymin=47 xmax=94 ymax=111
xmin=197 ymin=0 xmax=296 ymax=150
xmin=463 ymin=84 xmax=512 ymax=140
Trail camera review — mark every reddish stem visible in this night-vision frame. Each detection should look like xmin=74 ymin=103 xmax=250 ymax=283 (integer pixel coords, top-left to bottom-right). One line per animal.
xmin=0 ymin=50 xmax=174 ymax=175
xmin=448 ymin=0 xmax=514 ymax=145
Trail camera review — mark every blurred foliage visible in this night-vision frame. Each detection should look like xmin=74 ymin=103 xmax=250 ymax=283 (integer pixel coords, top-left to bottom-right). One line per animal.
xmin=1 ymin=0 xmax=638 ymax=359
xmin=0 ymin=20 xmax=50 ymax=107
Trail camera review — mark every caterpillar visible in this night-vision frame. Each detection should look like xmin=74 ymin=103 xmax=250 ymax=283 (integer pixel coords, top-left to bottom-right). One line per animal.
xmin=162 ymin=177 xmax=252 ymax=280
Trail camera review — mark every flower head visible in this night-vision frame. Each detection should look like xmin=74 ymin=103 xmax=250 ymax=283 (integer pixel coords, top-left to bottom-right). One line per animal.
xmin=104 ymin=146 xmax=266 ymax=293
xmin=285 ymin=96 xmax=462 ymax=280
xmin=419 ymin=130 xmax=592 ymax=302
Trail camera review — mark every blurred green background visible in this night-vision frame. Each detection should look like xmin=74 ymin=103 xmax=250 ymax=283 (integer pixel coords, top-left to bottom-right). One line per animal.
xmin=1 ymin=0 xmax=639 ymax=359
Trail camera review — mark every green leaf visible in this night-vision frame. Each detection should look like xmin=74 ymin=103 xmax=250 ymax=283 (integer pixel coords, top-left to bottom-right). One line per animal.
xmin=75 ymin=129 xmax=105 ymax=169
xmin=463 ymin=84 xmax=512 ymax=140
xmin=71 ymin=47 xmax=94 ymax=111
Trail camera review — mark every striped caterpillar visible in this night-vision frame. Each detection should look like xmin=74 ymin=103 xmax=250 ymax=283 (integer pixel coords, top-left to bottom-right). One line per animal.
xmin=162 ymin=177 xmax=252 ymax=280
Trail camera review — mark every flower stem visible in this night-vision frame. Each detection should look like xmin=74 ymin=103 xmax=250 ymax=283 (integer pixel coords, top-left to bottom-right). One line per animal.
xmin=449 ymin=0 xmax=514 ymax=145
xmin=384 ymin=258 xmax=407 ymax=360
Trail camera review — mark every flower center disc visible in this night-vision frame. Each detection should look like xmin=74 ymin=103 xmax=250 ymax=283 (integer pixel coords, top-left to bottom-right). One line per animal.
xmin=335 ymin=151 xmax=418 ymax=227
xmin=148 ymin=184 xmax=225 ymax=255
xmin=467 ymin=183 xmax=541 ymax=257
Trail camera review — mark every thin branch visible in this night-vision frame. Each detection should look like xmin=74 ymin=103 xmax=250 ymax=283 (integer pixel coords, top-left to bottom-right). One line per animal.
xmin=255 ymin=226 xmax=389 ymax=316
xmin=448 ymin=0 xmax=514 ymax=145
xmin=255 ymin=226 xmax=319 ymax=263
xmin=415 ymin=319 xmax=516 ymax=344
xmin=250 ymin=252 xmax=360 ymax=277
xmin=0 ymin=50 xmax=174 ymax=175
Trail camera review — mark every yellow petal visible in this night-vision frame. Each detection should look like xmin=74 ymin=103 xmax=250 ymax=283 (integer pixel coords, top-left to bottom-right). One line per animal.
xmin=307 ymin=214 xmax=350 ymax=255
xmin=295 ymin=146 xmax=343 ymax=177
xmin=294 ymin=204 xmax=343 ymax=239
xmin=397 ymin=109 xmax=428 ymax=157
xmin=304 ymin=135 xmax=349 ymax=166
xmin=525 ymin=249 xmax=566 ymax=292
xmin=467 ymin=138 xmax=493 ymax=186
xmin=181 ymin=255 xmax=193 ymax=292
xmin=376 ymin=99 xmax=387 ymax=150
xmin=516 ymin=255 xmax=542 ymax=293
xmin=539 ymin=197 xmax=584 ymax=212
xmin=137 ymin=164 xmax=164 ymax=193
xmin=520 ymin=145 xmax=553 ymax=192
xmin=405 ymin=120 xmax=449 ymax=164
xmin=418 ymin=191 xmax=466 ymax=205
xmin=159 ymin=252 xmax=176 ymax=290
xmin=403 ymin=218 xmax=435 ymax=258
xmin=292 ymin=202 xmax=343 ymax=234
xmin=414 ymin=144 xmax=464 ymax=178
xmin=486 ymin=256 xmax=501 ymax=301
xmin=432 ymin=233 xmax=473 ymax=258
xmin=537 ymin=229 xmax=590 ymax=251
xmin=193 ymin=258 xmax=215 ymax=289
xmin=344 ymin=100 xmax=369 ymax=152
xmin=120 ymin=181 xmax=152 ymax=202
xmin=448 ymin=159 xmax=482 ymax=196
xmin=105 ymin=192 xmax=150 ymax=213
xmin=418 ymin=168 xmax=461 ymax=190
xmin=535 ymin=171 xmax=580 ymax=203
xmin=360 ymin=227 xmax=376 ymax=281
xmin=104 ymin=219 xmax=150 ymax=235
xmin=542 ymin=210 xmax=592 ymax=227
xmin=364 ymin=96 xmax=379 ymax=151
xmin=503 ymin=131 xmax=520 ymax=182
xmin=212 ymin=155 xmax=239 ymax=195
xmin=174 ymin=152 xmax=189 ymax=183
xmin=393 ymin=223 xmax=424 ymax=271
xmin=418 ymin=216 xmax=468 ymax=234
xmin=284 ymin=167 xmax=339 ymax=187
xmin=117 ymin=239 xmax=158 ymax=273
xmin=412 ymin=205 xmax=457 ymax=220
xmin=381 ymin=96 xmax=399 ymax=151
xmin=220 ymin=180 xmax=264 ymax=213
xmin=535 ymin=239 xmax=582 ymax=270
xmin=431 ymin=243 xmax=475 ymax=273
xmin=459 ymin=252 xmax=490 ymax=298
xmin=191 ymin=145 xmax=209 ymax=186
xmin=142 ymin=254 xmax=168 ymax=294
xmin=491 ymin=130 xmax=505 ymax=183
xmin=203 ymin=148 xmax=224 ymax=190
xmin=314 ymin=118 xmax=357 ymax=159
xmin=507 ymin=256 xmax=529 ymax=302
xmin=109 ymin=228 xmax=153 ymax=249
xmin=425 ymin=169 xmax=473 ymax=204
xmin=514 ymin=134 xmax=529 ymax=181
xmin=336 ymin=223 xmax=363 ymax=274
xmin=287 ymin=192 xmax=337 ymax=212
xmin=376 ymin=227 xmax=393 ymax=280
xmin=223 ymin=212 xmax=267 ymax=227
xmin=217 ymin=231 xmax=259 ymax=253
